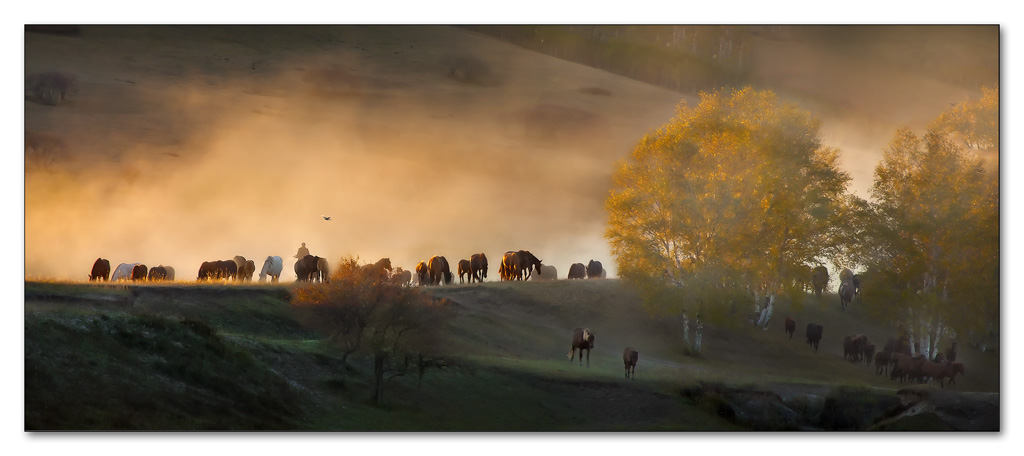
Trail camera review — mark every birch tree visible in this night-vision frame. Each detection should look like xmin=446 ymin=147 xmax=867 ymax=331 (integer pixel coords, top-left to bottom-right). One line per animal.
xmin=606 ymin=87 xmax=852 ymax=352
xmin=860 ymin=115 xmax=998 ymax=357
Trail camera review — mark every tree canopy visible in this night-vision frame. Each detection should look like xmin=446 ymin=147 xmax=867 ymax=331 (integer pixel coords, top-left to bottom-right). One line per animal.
xmin=858 ymin=106 xmax=998 ymax=352
xmin=605 ymin=87 xmax=852 ymax=320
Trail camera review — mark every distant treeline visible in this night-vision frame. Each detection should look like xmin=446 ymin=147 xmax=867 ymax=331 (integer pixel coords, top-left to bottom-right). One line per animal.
xmin=460 ymin=25 xmax=753 ymax=95
xmin=461 ymin=25 xmax=996 ymax=95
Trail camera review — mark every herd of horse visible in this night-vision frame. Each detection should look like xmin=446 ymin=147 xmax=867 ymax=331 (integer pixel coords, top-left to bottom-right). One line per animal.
xmin=783 ymin=314 xmax=965 ymax=389
xmin=86 ymin=249 xmax=611 ymax=286
xmin=87 ymin=253 xmax=965 ymax=387
xmin=89 ymin=255 xmax=287 ymax=284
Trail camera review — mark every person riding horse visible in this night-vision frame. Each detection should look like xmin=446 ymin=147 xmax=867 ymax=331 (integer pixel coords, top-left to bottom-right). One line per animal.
xmin=294 ymin=242 xmax=310 ymax=259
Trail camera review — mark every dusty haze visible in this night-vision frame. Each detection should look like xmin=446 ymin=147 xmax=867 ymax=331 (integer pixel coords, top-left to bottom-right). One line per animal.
xmin=23 ymin=25 xmax=998 ymax=280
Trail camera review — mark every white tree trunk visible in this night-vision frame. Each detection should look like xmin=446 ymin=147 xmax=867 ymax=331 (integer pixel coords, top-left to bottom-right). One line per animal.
xmin=757 ymin=295 xmax=774 ymax=330
xmin=908 ymin=323 xmax=916 ymax=356
xmin=682 ymin=311 xmax=690 ymax=348
xmin=694 ymin=315 xmax=704 ymax=354
xmin=931 ymin=320 xmax=943 ymax=359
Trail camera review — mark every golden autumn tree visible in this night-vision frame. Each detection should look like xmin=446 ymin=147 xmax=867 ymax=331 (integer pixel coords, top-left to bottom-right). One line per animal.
xmin=605 ymin=87 xmax=853 ymax=352
xmin=929 ymin=84 xmax=999 ymax=164
xmin=859 ymin=121 xmax=998 ymax=357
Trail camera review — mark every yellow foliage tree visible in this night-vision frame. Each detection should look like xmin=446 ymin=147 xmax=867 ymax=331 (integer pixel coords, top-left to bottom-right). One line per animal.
xmin=605 ymin=87 xmax=854 ymax=350
xmin=861 ymin=119 xmax=998 ymax=356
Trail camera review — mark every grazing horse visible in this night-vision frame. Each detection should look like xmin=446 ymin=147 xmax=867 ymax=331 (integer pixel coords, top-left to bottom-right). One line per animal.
xmin=838 ymin=280 xmax=855 ymax=310
xmin=568 ymin=328 xmax=595 ymax=367
xmin=623 ymin=347 xmax=639 ymax=379
xmin=501 ymin=251 xmax=519 ymax=281
xmin=131 ymin=264 xmax=148 ymax=281
xmin=875 ymin=352 xmax=891 ymax=376
xmin=470 ymin=253 xmax=488 ymax=283
xmin=294 ymin=254 xmax=320 ymax=282
xmin=516 ymin=250 xmax=543 ymax=280
xmin=259 ymin=256 xmax=283 ymax=282
xmin=586 ymin=260 xmax=604 ymax=279
xmin=532 ymin=264 xmax=558 ymax=280
xmin=147 ymin=266 xmax=168 ymax=281
xmin=415 ymin=261 xmax=429 ymax=286
xmin=947 ymin=362 xmax=965 ymax=386
xmin=863 ymin=343 xmax=876 ymax=365
xmin=361 ymin=258 xmax=393 ymax=279
xmin=457 ymin=259 xmax=472 ymax=284
xmin=316 ymin=257 xmax=330 ymax=282
xmin=806 ymin=323 xmax=823 ymax=353
xmin=217 ymin=260 xmax=238 ymax=280
xmin=111 ymin=262 xmax=142 ymax=281
xmin=237 ymin=260 xmax=255 ymax=281
xmin=394 ymin=268 xmax=413 ymax=286
xmin=784 ymin=317 xmax=796 ymax=340
xmin=567 ymin=263 xmax=587 ymax=279
xmin=198 ymin=261 xmax=218 ymax=280
xmin=843 ymin=335 xmax=868 ymax=362
xmin=811 ymin=266 xmax=829 ymax=298
xmin=427 ymin=255 xmax=452 ymax=285
xmin=89 ymin=258 xmax=110 ymax=281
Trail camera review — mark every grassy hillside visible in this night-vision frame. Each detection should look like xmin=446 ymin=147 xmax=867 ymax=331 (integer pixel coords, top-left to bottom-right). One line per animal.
xmin=24 ymin=279 xmax=999 ymax=431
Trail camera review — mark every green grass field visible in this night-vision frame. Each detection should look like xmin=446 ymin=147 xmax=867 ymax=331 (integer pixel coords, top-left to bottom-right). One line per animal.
xmin=23 ymin=279 xmax=999 ymax=431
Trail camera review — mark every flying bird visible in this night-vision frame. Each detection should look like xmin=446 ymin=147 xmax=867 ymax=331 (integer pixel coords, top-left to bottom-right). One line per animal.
xmin=322 ymin=215 xmax=332 ymax=221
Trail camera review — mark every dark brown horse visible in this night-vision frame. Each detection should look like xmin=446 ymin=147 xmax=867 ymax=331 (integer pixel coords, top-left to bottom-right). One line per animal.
xmin=568 ymin=263 xmax=586 ymax=279
xmin=516 ymin=250 xmax=543 ymax=280
xmin=198 ymin=261 xmax=218 ymax=280
xmin=586 ymin=260 xmax=604 ymax=279
xmin=131 ymin=264 xmax=148 ymax=281
xmin=361 ymin=258 xmax=393 ymax=279
xmin=568 ymin=327 xmax=595 ymax=367
xmin=623 ymin=347 xmax=638 ymax=379
xmin=147 ymin=266 xmax=168 ymax=281
xmin=415 ymin=261 xmax=429 ymax=286
xmin=218 ymin=260 xmax=238 ymax=279
xmin=500 ymin=251 xmax=518 ymax=281
xmin=470 ymin=253 xmax=488 ymax=283
xmin=457 ymin=259 xmax=472 ymax=284
xmin=428 ymin=255 xmax=452 ymax=285
xmin=784 ymin=317 xmax=796 ymax=340
xmin=89 ymin=258 xmax=110 ymax=281
xmin=294 ymin=254 xmax=320 ymax=282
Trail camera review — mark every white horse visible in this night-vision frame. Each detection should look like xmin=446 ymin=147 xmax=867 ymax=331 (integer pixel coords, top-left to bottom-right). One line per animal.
xmin=259 ymin=256 xmax=283 ymax=282
xmin=110 ymin=262 xmax=140 ymax=281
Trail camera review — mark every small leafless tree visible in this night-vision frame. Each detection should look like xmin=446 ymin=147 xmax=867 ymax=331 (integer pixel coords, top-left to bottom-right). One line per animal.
xmin=292 ymin=255 xmax=460 ymax=405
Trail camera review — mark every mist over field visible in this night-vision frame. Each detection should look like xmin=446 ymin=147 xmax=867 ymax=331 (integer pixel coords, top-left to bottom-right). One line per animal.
xmin=24 ymin=25 xmax=998 ymax=281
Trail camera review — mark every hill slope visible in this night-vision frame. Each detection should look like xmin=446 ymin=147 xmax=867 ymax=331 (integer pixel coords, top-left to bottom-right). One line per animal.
xmin=24 ymin=279 xmax=999 ymax=431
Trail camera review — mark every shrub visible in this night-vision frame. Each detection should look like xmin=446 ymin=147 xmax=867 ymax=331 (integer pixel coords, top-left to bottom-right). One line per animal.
xmin=26 ymin=71 xmax=77 ymax=105
xmin=441 ymin=54 xmax=496 ymax=86
xmin=291 ymin=256 xmax=459 ymax=405
xmin=25 ymin=129 xmax=69 ymax=170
